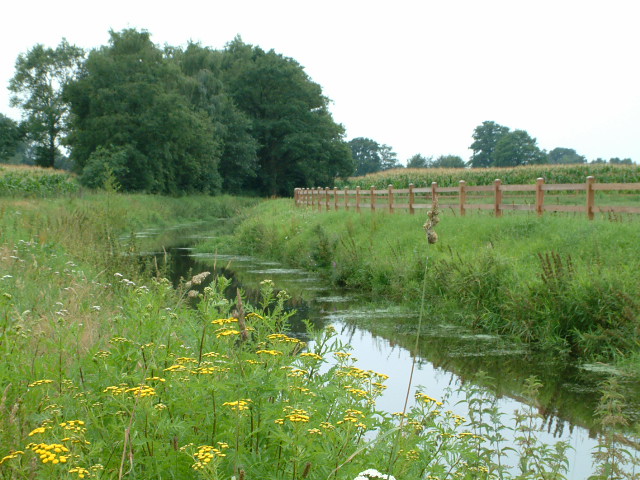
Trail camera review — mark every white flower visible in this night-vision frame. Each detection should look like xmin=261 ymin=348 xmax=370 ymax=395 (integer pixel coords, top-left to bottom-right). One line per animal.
xmin=354 ymin=469 xmax=396 ymax=480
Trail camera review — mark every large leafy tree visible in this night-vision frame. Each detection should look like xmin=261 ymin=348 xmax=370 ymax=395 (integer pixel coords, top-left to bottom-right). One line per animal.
xmin=406 ymin=153 xmax=430 ymax=168
xmin=220 ymin=38 xmax=352 ymax=196
xmin=548 ymin=147 xmax=586 ymax=164
xmin=493 ymin=130 xmax=547 ymax=167
xmin=432 ymin=155 xmax=465 ymax=168
xmin=65 ymin=29 xmax=222 ymax=193
xmin=169 ymin=43 xmax=258 ymax=194
xmin=379 ymin=144 xmax=401 ymax=171
xmin=0 ymin=114 xmax=22 ymax=162
xmin=9 ymin=39 xmax=84 ymax=168
xmin=468 ymin=121 xmax=510 ymax=168
xmin=349 ymin=137 xmax=383 ymax=175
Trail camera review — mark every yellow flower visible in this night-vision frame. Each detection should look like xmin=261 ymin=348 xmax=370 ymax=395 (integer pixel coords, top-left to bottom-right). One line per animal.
xmin=223 ymin=399 xmax=251 ymax=411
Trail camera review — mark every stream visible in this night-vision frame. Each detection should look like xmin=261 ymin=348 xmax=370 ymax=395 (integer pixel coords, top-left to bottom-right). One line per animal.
xmin=133 ymin=222 xmax=640 ymax=479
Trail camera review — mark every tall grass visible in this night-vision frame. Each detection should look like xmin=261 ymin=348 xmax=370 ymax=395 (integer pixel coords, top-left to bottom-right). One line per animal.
xmin=198 ymin=200 xmax=640 ymax=363
xmin=1 ymin=193 xmax=638 ymax=478
xmin=0 ymin=165 xmax=80 ymax=197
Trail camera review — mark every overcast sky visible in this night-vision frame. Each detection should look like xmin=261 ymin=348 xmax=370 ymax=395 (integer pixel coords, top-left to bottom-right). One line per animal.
xmin=2 ymin=0 xmax=638 ymax=164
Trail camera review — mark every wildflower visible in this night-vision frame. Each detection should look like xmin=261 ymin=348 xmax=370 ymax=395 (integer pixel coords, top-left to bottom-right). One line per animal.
xmin=334 ymin=352 xmax=352 ymax=359
xmin=125 ymin=385 xmax=156 ymax=398
xmin=69 ymin=466 xmax=90 ymax=478
xmin=216 ymin=328 xmax=241 ymax=338
xmin=299 ymin=352 xmax=323 ymax=361
xmin=163 ymin=365 xmax=187 ymax=372
xmin=285 ymin=408 xmax=310 ymax=423
xmin=307 ymin=428 xmax=322 ymax=435
xmin=28 ymin=442 xmax=70 ymax=464
xmin=0 ymin=450 xmax=24 ymax=465
xmin=223 ymin=399 xmax=251 ymax=411
xmin=256 ymin=349 xmax=283 ymax=356
xmin=246 ymin=312 xmax=264 ymax=320
xmin=154 ymin=403 xmax=167 ymax=411
xmin=211 ymin=317 xmax=237 ymax=326
xmin=28 ymin=427 xmax=48 ymax=436
xmin=354 ymin=469 xmax=396 ymax=480
xmin=415 ymin=392 xmax=443 ymax=406
xmin=191 ymin=443 xmax=227 ymax=470
xmin=28 ymin=379 xmax=53 ymax=387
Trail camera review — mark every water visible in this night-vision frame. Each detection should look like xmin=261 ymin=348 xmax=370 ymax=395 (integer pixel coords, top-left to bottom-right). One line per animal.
xmin=135 ymin=223 xmax=640 ymax=479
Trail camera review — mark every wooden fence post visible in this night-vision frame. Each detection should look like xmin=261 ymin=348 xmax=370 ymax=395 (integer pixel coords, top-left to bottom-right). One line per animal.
xmin=459 ymin=180 xmax=466 ymax=216
xmin=317 ymin=187 xmax=322 ymax=211
xmin=494 ymin=179 xmax=502 ymax=217
xmin=344 ymin=187 xmax=349 ymax=210
xmin=408 ymin=183 xmax=415 ymax=215
xmin=536 ymin=178 xmax=545 ymax=216
xmin=324 ymin=187 xmax=330 ymax=210
xmin=333 ymin=187 xmax=339 ymax=210
xmin=356 ymin=186 xmax=361 ymax=213
xmin=305 ymin=188 xmax=310 ymax=206
xmin=586 ymin=176 xmax=595 ymax=220
xmin=370 ymin=185 xmax=376 ymax=212
xmin=388 ymin=184 xmax=394 ymax=214
xmin=431 ymin=182 xmax=438 ymax=207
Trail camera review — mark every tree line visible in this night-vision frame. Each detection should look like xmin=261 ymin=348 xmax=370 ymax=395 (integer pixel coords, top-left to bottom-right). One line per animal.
xmin=349 ymin=120 xmax=633 ymax=176
xmin=1 ymin=30 xmax=634 ymax=195
xmin=1 ymin=29 xmax=352 ymax=196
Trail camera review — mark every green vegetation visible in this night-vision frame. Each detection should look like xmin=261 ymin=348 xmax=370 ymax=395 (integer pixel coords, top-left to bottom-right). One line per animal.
xmin=337 ymin=163 xmax=640 ymax=189
xmin=0 ymin=165 xmax=79 ymax=197
xmin=1 ymin=192 xmax=639 ymax=478
xmin=5 ymin=30 xmax=352 ymax=196
xmin=198 ymin=200 xmax=640 ymax=364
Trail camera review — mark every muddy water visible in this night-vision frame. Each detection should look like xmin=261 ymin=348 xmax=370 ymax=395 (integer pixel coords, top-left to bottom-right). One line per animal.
xmin=133 ymin=223 xmax=639 ymax=479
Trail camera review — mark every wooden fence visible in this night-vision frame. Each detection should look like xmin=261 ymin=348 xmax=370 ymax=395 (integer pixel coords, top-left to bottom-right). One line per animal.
xmin=294 ymin=177 xmax=640 ymax=220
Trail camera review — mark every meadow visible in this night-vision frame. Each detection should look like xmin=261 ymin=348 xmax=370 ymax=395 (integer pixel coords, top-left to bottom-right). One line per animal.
xmin=198 ymin=200 xmax=640 ymax=365
xmin=1 ymin=167 xmax=639 ymax=478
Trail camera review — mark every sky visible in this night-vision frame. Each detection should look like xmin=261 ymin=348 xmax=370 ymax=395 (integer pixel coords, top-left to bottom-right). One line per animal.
xmin=2 ymin=0 xmax=639 ymax=164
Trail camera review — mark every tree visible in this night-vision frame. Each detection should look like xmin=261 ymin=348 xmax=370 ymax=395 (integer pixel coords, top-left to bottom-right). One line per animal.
xmin=170 ymin=43 xmax=259 ymax=193
xmin=9 ymin=40 xmax=84 ymax=168
xmin=493 ymin=130 xmax=547 ymax=167
xmin=65 ymin=29 xmax=222 ymax=193
xmin=220 ymin=37 xmax=353 ymax=196
xmin=379 ymin=144 xmax=401 ymax=170
xmin=406 ymin=153 xmax=430 ymax=168
xmin=468 ymin=121 xmax=510 ymax=168
xmin=0 ymin=114 xmax=22 ymax=162
xmin=349 ymin=137 xmax=383 ymax=175
xmin=431 ymin=155 xmax=465 ymax=168
xmin=609 ymin=157 xmax=633 ymax=164
xmin=548 ymin=147 xmax=586 ymax=164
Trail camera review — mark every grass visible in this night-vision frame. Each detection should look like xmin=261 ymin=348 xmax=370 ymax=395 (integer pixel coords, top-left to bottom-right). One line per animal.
xmin=197 ymin=200 xmax=640 ymax=364
xmin=0 ymin=164 xmax=80 ymax=197
xmin=1 ymin=192 xmax=639 ymax=479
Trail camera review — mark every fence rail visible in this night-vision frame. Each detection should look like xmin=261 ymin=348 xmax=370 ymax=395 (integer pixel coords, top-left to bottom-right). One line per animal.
xmin=294 ymin=177 xmax=640 ymax=220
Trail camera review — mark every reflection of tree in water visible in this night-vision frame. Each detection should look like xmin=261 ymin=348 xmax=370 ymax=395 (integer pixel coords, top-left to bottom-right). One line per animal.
xmin=148 ymin=243 xmax=640 ymax=443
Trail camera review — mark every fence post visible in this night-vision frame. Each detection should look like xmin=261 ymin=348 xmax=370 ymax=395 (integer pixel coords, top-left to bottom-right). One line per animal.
xmin=408 ymin=183 xmax=415 ymax=215
xmin=586 ymin=176 xmax=595 ymax=220
xmin=333 ymin=187 xmax=339 ymax=210
xmin=388 ymin=184 xmax=394 ymax=214
xmin=431 ymin=182 xmax=438 ymax=207
xmin=536 ymin=178 xmax=545 ymax=216
xmin=459 ymin=180 xmax=466 ymax=216
xmin=317 ymin=187 xmax=322 ymax=211
xmin=356 ymin=186 xmax=361 ymax=213
xmin=370 ymin=185 xmax=376 ymax=212
xmin=494 ymin=179 xmax=502 ymax=217
xmin=344 ymin=187 xmax=349 ymax=211
xmin=305 ymin=188 xmax=310 ymax=206
xmin=324 ymin=187 xmax=330 ymax=210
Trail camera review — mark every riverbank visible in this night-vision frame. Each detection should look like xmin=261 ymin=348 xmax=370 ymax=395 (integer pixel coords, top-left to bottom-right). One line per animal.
xmin=195 ymin=199 xmax=640 ymax=367
xmin=2 ymin=193 xmax=609 ymax=479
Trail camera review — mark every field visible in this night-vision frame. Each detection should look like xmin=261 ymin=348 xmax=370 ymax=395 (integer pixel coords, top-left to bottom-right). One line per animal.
xmin=1 ymin=166 xmax=639 ymax=478
xmin=336 ymin=164 xmax=640 ymax=189
xmin=0 ymin=165 xmax=80 ymax=197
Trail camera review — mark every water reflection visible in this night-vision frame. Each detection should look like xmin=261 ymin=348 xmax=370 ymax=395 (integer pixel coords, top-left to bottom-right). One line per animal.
xmin=136 ymin=225 xmax=639 ymax=480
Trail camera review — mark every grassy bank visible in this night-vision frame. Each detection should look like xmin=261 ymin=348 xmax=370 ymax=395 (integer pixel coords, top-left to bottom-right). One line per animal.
xmin=7 ymin=193 xmax=633 ymax=478
xmin=197 ymin=200 xmax=640 ymax=364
